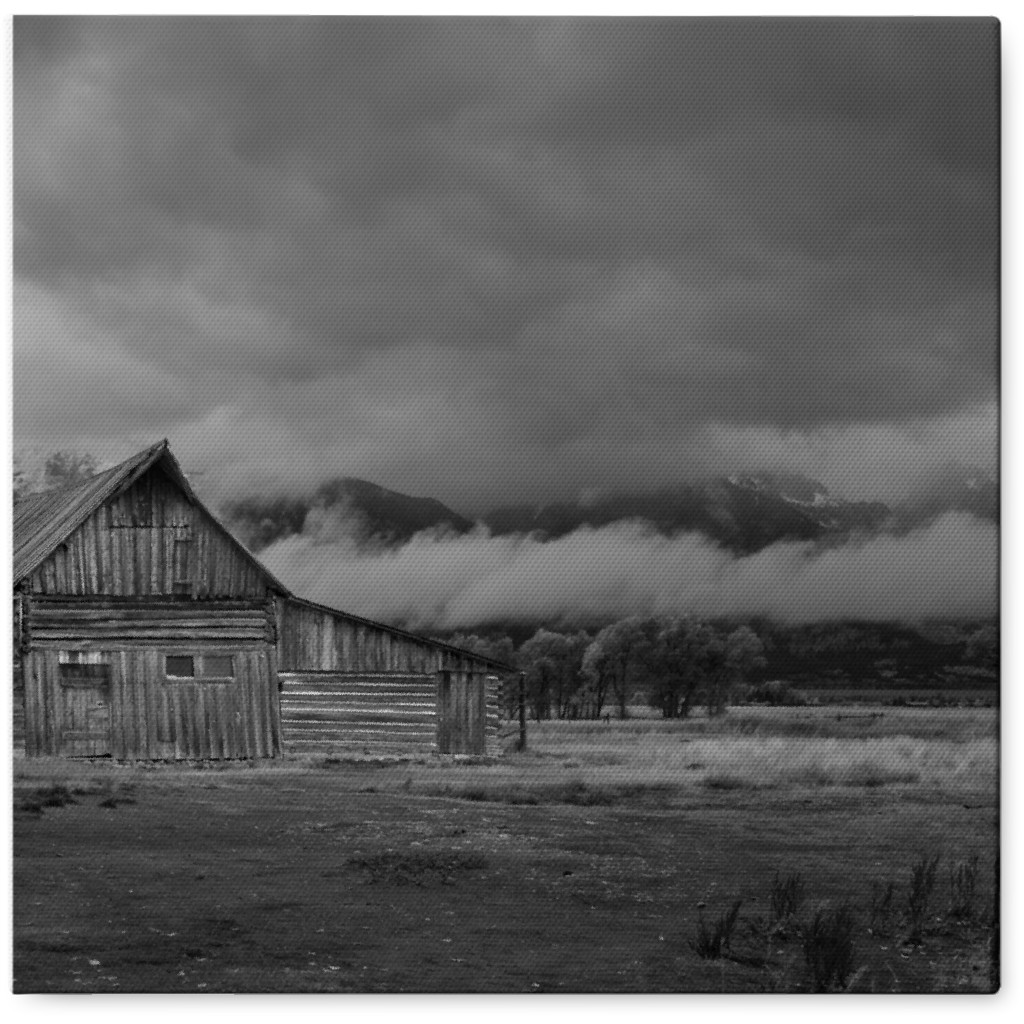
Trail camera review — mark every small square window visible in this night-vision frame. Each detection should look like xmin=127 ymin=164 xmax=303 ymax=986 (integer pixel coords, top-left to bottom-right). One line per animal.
xmin=165 ymin=655 xmax=195 ymax=678
xmin=203 ymin=655 xmax=234 ymax=678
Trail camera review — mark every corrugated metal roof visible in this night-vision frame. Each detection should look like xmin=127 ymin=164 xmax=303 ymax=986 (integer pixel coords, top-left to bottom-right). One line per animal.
xmin=12 ymin=440 xmax=290 ymax=594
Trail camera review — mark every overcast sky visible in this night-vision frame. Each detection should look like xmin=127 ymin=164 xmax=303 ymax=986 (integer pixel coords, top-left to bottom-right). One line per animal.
xmin=12 ymin=16 xmax=999 ymax=512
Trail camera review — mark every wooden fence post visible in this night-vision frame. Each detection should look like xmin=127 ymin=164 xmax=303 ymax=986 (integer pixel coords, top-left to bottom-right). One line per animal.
xmin=517 ymin=671 xmax=527 ymax=751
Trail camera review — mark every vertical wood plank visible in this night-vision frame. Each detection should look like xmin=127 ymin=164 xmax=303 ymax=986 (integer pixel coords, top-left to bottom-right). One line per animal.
xmin=203 ymin=683 xmax=219 ymax=759
xmin=133 ymin=649 xmax=148 ymax=759
xmin=266 ymin=648 xmax=282 ymax=756
xmin=247 ymin=656 xmax=262 ymax=758
xmin=23 ymin=656 xmax=37 ymax=757
xmin=194 ymin=685 xmax=209 ymax=759
xmin=46 ymin=652 xmax=62 ymax=754
xmin=37 ymin=653 xmax=51 ymax=754
xmin=94 ymin=507 xmax=105 ymax=593
xmin=142 ymin=650 xmax=158 ymax=759
xmin=181 ymin=684 xmax=196 ymax=759
xmin=215 ymin=682 xmax=229 ymax=759
xmin=100 ymin=508 xmax=113 ymax=596
xmin=218 ymin=682 xmax=233 ymax=758
xmin=196 ymin=523 xmax=206 ymax=599
xmin=119 ymin=650 xmax=133 ymax=758
xmin=147 ymin=517 xmax=157 ymax=595
xmin=52 ymin=545 xmax=65 ymax=592
xmin=238 ymin=655 xmax=255 ymax=759
xmin=86 ymin=521 xmax=99 ymax=594
xmin=109 ymin=527 xmax=121 ymax=597
xmin=261 ymin=651 xmax=275 ymax=757
xmin=173 ymin=678 xmax=187 ymax=760
xmin=125 ymin=524 xmax=135 ymax=596
xmin=209 ymin=525 xmax=219 ymax=595
xmin=253 ymin=653 xmax=267 ymax=758
xmin=108 ymin=652 xmax=123 ymax=759
xmin=162 ymin=528 xmax=172 ymax=596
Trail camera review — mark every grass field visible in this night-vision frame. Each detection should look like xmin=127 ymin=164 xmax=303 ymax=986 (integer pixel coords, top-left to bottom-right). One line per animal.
xmin=13 ymin=705 xmax=998 ymax=993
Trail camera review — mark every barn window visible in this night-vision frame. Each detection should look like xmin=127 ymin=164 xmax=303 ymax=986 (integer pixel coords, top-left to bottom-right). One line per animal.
xmin=164 ymin=654 xmax=234 ymax=680
xmin=165 ymin=655 xmax=195 ymax=678
xmin=203 ymin=654 xmax=234 ymax=678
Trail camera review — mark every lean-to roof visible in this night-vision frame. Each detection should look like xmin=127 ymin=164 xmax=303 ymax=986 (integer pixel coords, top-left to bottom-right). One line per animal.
xmin=282 ymin=594 xmax=515 ymax=673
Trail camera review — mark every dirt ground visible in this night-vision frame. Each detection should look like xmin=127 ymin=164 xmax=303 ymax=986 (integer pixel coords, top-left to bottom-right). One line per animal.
xmin=13 ymin=719 xmax=998 ymax=993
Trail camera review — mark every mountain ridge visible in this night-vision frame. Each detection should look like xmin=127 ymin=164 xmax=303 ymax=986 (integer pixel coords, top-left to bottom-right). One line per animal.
xmin=221 ymin=465 xmax=996 ymax=555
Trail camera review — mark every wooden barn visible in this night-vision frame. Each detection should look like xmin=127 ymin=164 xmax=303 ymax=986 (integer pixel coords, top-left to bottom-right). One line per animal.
xmin=12 ymin=440 xmax=511 ymax=760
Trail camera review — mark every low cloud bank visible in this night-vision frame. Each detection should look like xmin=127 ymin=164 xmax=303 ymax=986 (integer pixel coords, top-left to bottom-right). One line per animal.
xmin=258 ymin=511 xmax=997 ymax=630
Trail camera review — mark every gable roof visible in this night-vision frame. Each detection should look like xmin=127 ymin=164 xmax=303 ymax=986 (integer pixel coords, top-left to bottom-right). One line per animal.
xmin=12 ymin=439 xmax=289 ymax=593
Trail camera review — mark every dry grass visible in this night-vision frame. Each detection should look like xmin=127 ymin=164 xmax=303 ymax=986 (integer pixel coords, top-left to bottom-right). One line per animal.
xmin=525 ymin=707 xmax=996 ymax=794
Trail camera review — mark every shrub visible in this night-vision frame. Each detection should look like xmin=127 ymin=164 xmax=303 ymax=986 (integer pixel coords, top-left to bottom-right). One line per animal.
xmin=689 ymin=899 xmax=743 ymax=960
xmin=868 ymin=880 xmax=897 ymax=937
xmin=769 ymin=872 xmax=804 ymax=927
xmin=948 ymin=855 xmax=980 ymax=921
xmin=906 ymin=853 xmax=940 ymax=943
xmin=803 ymin=902 xmax=858 ymax=992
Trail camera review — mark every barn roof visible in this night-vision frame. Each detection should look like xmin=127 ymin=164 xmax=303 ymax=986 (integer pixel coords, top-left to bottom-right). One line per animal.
xmin=12 ymin=439 xmax=289 ymax=593
xmin=283 ymin=594 xmax=515 ymax=673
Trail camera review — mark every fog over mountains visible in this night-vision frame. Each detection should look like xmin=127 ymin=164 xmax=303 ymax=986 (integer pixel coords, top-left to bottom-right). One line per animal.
xmin=221 ymin=465 xmax=998 ymax=631
xmin=224 ymin=465 xmax=997 ymax=556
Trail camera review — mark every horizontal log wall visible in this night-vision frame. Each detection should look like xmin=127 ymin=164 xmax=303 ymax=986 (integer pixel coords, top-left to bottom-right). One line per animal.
xmin=26 ymin=596 xmax=275 ymax=648
xmin=280 ymin=672 xmax=438 ymax=752
xmin=26 ymin=466 xmax=272 ymax=599
xmin=22 ymin=646 xmax=280 ymax=760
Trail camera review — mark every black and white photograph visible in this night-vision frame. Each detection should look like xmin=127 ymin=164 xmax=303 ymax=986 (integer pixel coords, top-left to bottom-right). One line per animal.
xmin=9 ymin=13 xmax=1000 ymax=994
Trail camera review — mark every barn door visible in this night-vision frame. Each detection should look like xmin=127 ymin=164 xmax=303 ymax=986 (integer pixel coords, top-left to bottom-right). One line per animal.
xmin=59 ymin=663 xmax=112 ymax=756
xmin=436 ymin=671 xmax=486 ymax=754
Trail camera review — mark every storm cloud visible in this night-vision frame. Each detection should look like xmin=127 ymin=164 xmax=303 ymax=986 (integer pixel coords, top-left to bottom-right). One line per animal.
xmin=13 ymin=17 xmax=999 ymax=511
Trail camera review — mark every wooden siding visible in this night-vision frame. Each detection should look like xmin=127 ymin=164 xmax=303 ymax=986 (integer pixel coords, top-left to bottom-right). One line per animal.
xmin=22 ymin=647 xmax=280 ymax=759
xmin=280 ymin=672 xmax=437 ymax=752
xmin=13 ymin=661 xmax=26 ymax=751
xmin=277 ymin=598 xmax=495 ymax=674
xmin=25 ymin=467 xmax=272 ymax=599
xmin=436 ymin=671 xmax=486 ymax=754
xmin=26 ymin=596 xmax=276 ymax=649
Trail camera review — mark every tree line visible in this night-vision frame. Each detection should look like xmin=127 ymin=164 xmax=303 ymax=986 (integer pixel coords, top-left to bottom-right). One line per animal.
xmin=442 ymin=613 xmax=999 ymax=721
xmin=444 ymin=616 xmax=765 ymax=721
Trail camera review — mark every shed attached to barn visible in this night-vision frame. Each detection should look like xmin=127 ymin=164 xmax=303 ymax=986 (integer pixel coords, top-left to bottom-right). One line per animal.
xmin=12 ymin=440 xmax=510 ymax=759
